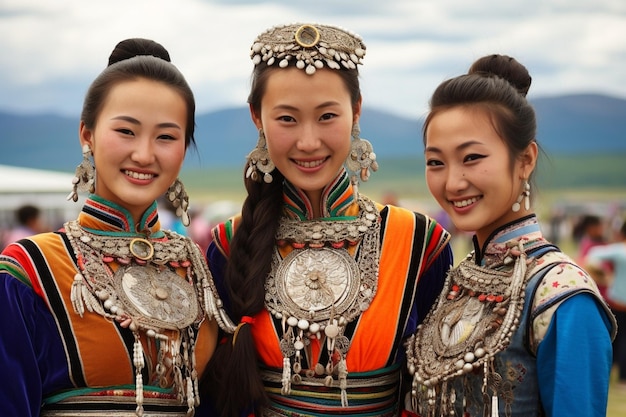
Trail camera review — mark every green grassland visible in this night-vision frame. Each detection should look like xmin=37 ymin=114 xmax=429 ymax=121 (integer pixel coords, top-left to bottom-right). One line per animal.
xmin=181 ymin=153 xmax=626 ymax=209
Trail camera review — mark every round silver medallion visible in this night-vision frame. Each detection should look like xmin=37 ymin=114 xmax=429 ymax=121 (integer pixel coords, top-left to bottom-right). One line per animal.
xmin=274 ymin=247 xmax=360 ymax=321
xmin=114 ymin=264 xmax=199 ymax=330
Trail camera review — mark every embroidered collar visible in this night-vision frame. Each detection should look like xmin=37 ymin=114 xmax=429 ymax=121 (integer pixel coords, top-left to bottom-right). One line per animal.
xmin=77 ymin=195 xmax=164 ymax=238
xmin=283 ymin=169 xmax=357 ymax=220
xmin=472 ymin=214 xmax=547 ymax=267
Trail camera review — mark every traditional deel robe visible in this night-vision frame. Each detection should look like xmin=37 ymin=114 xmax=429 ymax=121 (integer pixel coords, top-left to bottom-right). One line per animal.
xmin=209 ymin=170 xmax=453 ymax=416
xmin=0 ymin=196 xmax=217 ymax=417
xmin=407 ymin=214 xmax=617 ymax=417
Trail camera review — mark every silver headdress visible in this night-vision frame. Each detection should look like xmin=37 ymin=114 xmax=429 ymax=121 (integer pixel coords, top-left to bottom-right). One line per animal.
xmin=250 ymin=23 xmax=366 ymax=75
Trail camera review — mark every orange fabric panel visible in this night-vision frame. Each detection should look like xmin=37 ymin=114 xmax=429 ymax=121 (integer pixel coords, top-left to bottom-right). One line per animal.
xmin=39 ymin=239 xmax=135 ymax=385
xmin=251 ymin=310 xmax=283 ymax=367
xmin=347 ymin=205 xmax=415 ymax=370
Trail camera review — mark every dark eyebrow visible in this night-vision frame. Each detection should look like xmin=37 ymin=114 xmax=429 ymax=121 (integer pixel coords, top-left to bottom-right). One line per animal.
xmin=425 ymin=140 xmax=484 ymax=153
xmin=315 ymin=101 xmax=341 ymax=110
xmin=111 ymin=115 xmax=181 ymax=130
xmin=273 ymin=101 xmax=341 ymax=112
xmin=272 ymin=104 xmax=297 ymax=112
xmin=112 ymin=115 xmax=140 ymax=124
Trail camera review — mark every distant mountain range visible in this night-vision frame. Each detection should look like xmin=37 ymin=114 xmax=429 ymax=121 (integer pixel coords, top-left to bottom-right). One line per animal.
xmin=1 ymin=93 xmax=624 ymax=172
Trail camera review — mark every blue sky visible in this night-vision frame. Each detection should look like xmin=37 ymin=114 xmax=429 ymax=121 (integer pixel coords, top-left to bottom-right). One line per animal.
xmin=1 ymin=0 xmax=624 ymax=118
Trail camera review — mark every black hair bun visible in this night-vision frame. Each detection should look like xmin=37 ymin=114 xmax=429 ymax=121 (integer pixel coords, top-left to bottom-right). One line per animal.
xmin=108 ymin=38 xmax=171 ymax=66
xmin=469 ymin=54 xmax=531 ymax=97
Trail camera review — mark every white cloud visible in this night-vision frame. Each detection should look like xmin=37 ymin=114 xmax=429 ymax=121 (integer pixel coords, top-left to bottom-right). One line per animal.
xmin=0 ymin=0 xmax=624 ymax=118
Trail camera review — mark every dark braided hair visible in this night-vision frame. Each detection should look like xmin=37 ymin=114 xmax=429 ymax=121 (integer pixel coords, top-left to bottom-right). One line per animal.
xmin=205 ymin=170 xmax=285 ymax=416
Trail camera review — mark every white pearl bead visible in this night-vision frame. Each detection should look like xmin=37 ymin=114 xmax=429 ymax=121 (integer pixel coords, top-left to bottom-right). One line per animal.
xmin=325 ymin=324 xmax=339 ymax=338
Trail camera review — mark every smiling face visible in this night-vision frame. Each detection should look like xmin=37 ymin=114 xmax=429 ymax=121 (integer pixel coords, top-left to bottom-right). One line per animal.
xmin=80 ymin=78 xmax=187 ymax=223
xmin=424 ymin=106 xmax=537 ymax=246
xmin=251 ymin=67 xmax=360 ymax=212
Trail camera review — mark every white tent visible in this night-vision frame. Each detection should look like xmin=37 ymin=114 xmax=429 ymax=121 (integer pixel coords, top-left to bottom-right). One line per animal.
xmin=0 ymin=165 xmax=81 ymax=230
xmin=0 ymin=164 xmax=75 ymax=193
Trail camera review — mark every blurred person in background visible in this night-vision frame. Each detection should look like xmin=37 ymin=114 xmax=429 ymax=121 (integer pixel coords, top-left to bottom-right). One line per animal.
xmin=587 ymin=220 xmax=626 ymax=389
xmin=574 ymin=214 xmax=607 ymax=259
xmin=1 ymin=204 xmax=48 ymax=249
xmin=574 ymin=214 xmax=611 ymax=297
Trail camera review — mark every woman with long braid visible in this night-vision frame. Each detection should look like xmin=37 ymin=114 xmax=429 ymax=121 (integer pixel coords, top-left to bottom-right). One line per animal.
xmin=201 ymin=23 xmax=452 ymax=417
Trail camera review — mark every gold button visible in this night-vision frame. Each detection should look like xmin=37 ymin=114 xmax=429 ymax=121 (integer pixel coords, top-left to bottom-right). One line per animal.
xmin=295 ymin=24 xmax=320 ymax=48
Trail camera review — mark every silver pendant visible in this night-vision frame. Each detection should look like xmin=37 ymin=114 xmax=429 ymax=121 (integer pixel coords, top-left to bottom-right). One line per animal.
xmin=274 ymin=247 xmax=360 ymax=322
xmin=114 ymin=264 xmax=199 ymax=330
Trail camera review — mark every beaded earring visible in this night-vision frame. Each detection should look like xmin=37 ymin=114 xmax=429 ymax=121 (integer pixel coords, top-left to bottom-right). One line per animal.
xmin=345 ymin=123 xmax=378 ymax=198
xmin=511 ymin=180 xmax=530 ymax=212
xmin=166 ymin=178 xmax=190 ymax=226
xmin=245 ymin=128 xmax=275 ymax=183
xmin=67 ymin=144 xmax=95 ymax=202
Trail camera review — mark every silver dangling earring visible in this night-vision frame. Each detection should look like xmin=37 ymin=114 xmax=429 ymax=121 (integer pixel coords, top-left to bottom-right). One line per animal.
xmin=345 ymin=123 xmax=378 ymax=199
xmin=67 ymin=144 xmax=95 ymax=202
xmin=512 ymin=180 xmax=531 ymax=212
xmin=245 ymin=128 xmax=275 ymax=184
xmin=166 ymin=178 xmax=191 ymax=227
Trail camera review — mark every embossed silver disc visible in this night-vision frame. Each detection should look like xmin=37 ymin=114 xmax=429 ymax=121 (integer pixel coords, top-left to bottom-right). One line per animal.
xmin=274 ymin=247 xmax=359 ymax=321
xmin=114 ymin=264 xmax=199 ymax=330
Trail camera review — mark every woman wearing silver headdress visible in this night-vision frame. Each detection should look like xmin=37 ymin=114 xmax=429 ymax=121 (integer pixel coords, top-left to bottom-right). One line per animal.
xmin=0 ymin=38 xmax=232 ymax=417
xmin=200 ymin=23 xmax=453 ymax=417
xmin=406 ymin=54 xmax=616 ymax=417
